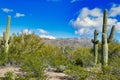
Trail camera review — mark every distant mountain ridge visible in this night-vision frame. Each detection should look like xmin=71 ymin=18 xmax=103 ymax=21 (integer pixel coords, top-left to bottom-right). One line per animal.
xmin=42 ymin=37 xmax=93 ymax=48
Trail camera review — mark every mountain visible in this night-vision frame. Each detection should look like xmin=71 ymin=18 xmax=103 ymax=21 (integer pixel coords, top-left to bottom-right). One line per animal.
xmin=42 ymin=37 xmax=93 ymax=48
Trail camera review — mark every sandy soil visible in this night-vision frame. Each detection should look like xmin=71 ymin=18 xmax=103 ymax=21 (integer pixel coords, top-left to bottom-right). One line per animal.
xmin=0 ymin=66 xmax=21 ymax=77
xmin=45 ymin=68 xmax=71 ymax=80
xmin=0 ymin=66 xmax=71 ymax=80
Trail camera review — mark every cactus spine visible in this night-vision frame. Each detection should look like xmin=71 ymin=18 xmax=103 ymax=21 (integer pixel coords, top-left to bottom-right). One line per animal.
xmin=92 ymin=30 xmax=99 ymax=65
xmin=3 ymin=16 xmax=11 ymax=53
xmin=101 ymin=9 xmax=115 ymax=66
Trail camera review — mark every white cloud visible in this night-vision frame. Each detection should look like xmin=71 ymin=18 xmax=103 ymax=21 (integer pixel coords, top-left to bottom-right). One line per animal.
xmin=19 ymin=29 xmax=32 ymax=35
xmin=18 ymin=29 xmax=56 ymax=39
xmin=70 ymin=8 xmax=103 ymax=35
xmin=109 ymin=4 xmax=120 ymax=17
xmin=37 ymin=29 xmax=48 ymax=34
xmin=75 ymin=28 xmax=93 ymax=35
xmin=116 ymin=22 xmax=120 ymax=33
xmin=40 ymin=35 xmax=56 ymax=39
xmin=15 ymin=13 xmax=25 ymax=18
xmin=71 ymin=5 xmax=120 ymax=35
xmin=37 ymin=28 xmax=56 ymax=39
xmin=1 ymin=8 xmax=13 ymax=13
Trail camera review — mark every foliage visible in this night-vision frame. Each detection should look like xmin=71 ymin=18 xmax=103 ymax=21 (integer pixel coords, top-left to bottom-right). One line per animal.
xmin=1 ymin=34 xmax=46 ymax=79
xmin=41 ymin=45 xmax=68 ymax=71
xmin=56 ymin=65 xmax=65 ymax=72
xmin=4 ymin=71 xmax=15 ymax=80
xmin=69 ymin=47 xmax=93 ymax=67
xmin=66 ymin=65 xmax=91 ymax=80
xmin=0 ymin=32 xmax=120 ymax=80
xmin=21 ymin=53 xmax=46 ymax=79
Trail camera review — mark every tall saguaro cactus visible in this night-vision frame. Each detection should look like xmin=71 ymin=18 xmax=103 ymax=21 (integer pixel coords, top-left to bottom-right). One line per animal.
xmin=101 ymin=9 xmax=115 ymax=66
xmin=3 ymin=16 xmax=11 ymax=53
xmin=92 ymin=30 xmax=99 ymax=65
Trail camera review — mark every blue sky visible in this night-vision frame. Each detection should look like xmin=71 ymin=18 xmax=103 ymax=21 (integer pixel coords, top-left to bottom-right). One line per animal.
xmin=0 ymin=0 xmax=120 ymax=40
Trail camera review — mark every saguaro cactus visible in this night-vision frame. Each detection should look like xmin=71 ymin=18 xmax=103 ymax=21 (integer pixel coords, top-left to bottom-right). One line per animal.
xmin=108 ymin=25 xmax=115 ymax=43
xmin=3 ymin=16 xmax=11 ymax=53
xmin=101 ymin=9 xmax=115 ymax=66
xmin=92 ymin=29 xmax=99 ymax=65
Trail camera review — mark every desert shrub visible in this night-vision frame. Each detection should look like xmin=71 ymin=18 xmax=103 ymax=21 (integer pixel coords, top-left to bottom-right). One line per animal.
xmin=0 ymin=32 xmax=120 ymax=80
xmin=4 ymin=71 xmax=15 ymax=80
xmin=1 ymin=34 xmax=46 ymax=79
xmin=41 ymin=45 xmax=68 ymax=70
xmin=8 ymin=34 xmax=44 ymax=65
xmin=56 ymin=65 xmax=66 ymax=72
xmin=67 ymin=47 xmax=94 ymax=67
xmin=65 ymin=41 xmax=120 ymax=80
xmin=66 ymin=64 xmax=120 ymax=80
xmin=93 ymin=66 xmax=120 ymax=80
xmin=0 ymin=52 xmax=7 ymax=65
xmin=65 ymin=48 xmax=95 ymax=79
xmin=21 ymin=53 xmax=46 ymax=79
xmin=108 ymin=41 xmax=120 ymax=78
xmin=66 ymin=65 xmax=90 ymax=80
xmin=109 ymin=41 xmax=120 ymax=57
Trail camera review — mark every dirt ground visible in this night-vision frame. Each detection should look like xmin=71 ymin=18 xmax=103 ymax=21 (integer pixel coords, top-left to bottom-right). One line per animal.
xmin=46 ymin=69 xmax=71 ymax=80
xmin=0 ymin=66 xmax=21 ymax=77
xmin=0 ymin=66 xmax=71 ymax=80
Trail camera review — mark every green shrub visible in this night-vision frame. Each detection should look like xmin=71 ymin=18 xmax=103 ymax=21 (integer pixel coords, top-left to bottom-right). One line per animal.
xmin=20 ymin=53 xmax=46 ymax=79
xmin=4 ymin=71 xmax=15 ymax=80
xmin=66 ymin=65 xmax=90 ymax=80
xmin=56 ymin=65 xmax=65 ymax=72
xmin=41 ymin=45 xmax=68 ymax=69
xmin=68 ymin=47 xmax=94 ymax=67
xmin=5 ymin=34 xmax=46 ymax=79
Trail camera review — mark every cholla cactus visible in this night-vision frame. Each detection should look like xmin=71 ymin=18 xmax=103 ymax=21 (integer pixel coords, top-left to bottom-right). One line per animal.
xmin=101 ymin=9 xmax=115 ymax=66
xmin=3 ymin=16 xmax=11 ymax=53
xmin=92 ymin=29 xmax=99 ymax=65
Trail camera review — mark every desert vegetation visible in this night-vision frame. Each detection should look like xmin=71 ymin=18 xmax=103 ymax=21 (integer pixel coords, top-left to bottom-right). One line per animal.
xmin=0 ymin=10 xmax=120 ymax=80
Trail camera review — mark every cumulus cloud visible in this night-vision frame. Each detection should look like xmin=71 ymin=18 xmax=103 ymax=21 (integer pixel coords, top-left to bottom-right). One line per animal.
xmin=1 ymin=8 xmax=13 ymax=13
xmin=40 ymin=35 xmax=56 ymax=39
xmin=109 ymin=4 xmax=120 ymax=17
xmin=71 ymin=5 xmax=120 ymax=35
xmin=37 ymin=29 xmax=48 ymax=34
xmin=15 ymin=13 xmax=25 ymax=18
xmin=70 ymin=8 xmax=103 ymax=35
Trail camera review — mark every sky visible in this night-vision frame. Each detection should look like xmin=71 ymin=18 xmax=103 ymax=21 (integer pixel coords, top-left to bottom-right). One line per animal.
xmin=0 ymin=0 xmax=120 ymax=40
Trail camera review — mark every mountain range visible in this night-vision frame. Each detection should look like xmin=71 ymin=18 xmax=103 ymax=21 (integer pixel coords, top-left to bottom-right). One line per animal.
xmin=42 ymin=37 xmax=93 ymax=48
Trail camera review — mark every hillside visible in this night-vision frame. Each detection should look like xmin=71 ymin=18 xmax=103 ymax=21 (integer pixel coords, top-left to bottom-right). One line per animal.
xmin=42 ymin=37 xmax=92 ymax=48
